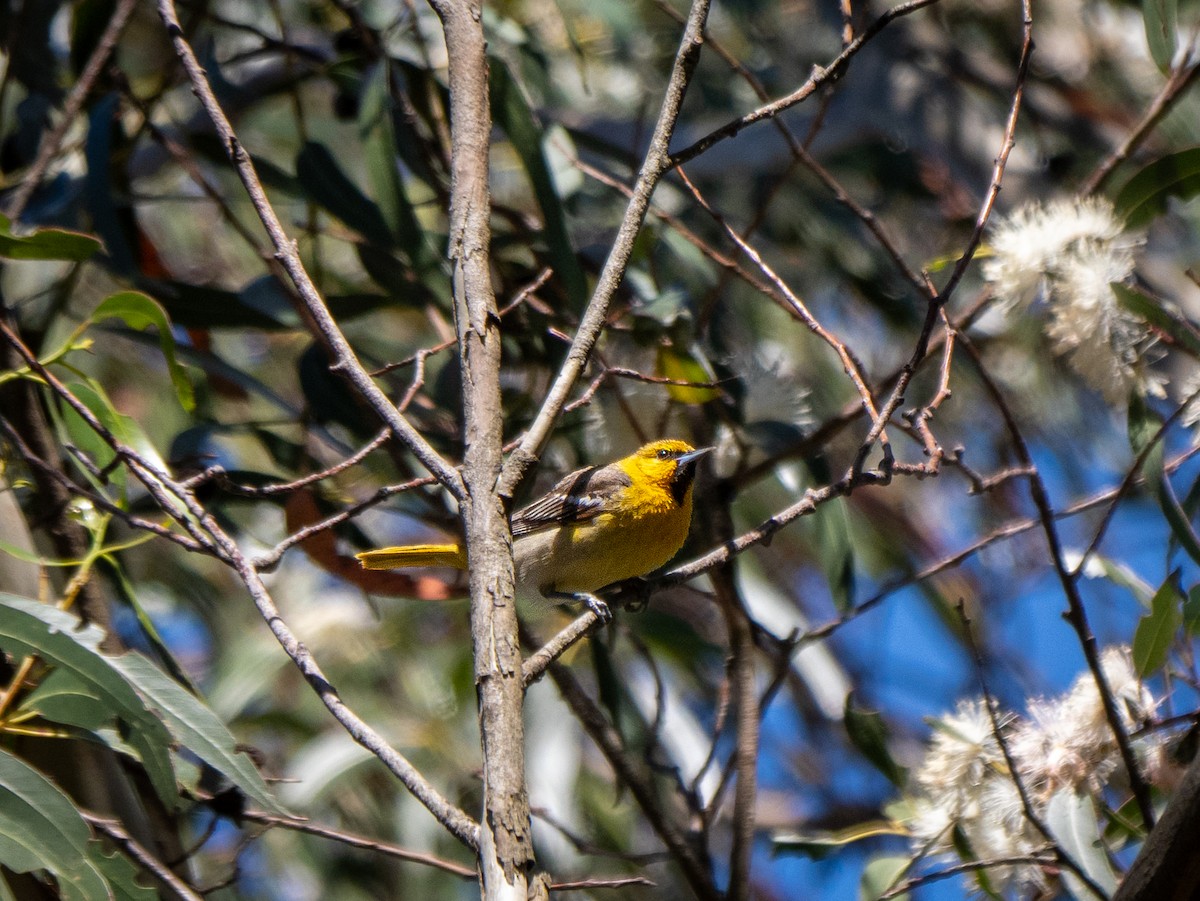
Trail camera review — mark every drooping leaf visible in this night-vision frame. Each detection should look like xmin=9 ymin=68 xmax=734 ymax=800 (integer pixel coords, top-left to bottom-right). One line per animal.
xmin=859 ymin=854 xmax=911 ymax=901
xmin=92 ymin=291 xmax=194 ymax=411
xmin=4 ymin=596 xmax=284 ymax=815
xmin=820 ymin=499 xmax=856 ymax=613
xmin=1128 ymin=393 xmax=1200 ymax=566
xmin=141 ymin=279 xmax=287 ymax=330
xmin=84 ymin=92 xmax=136 ymax=274
xmin=20 ymin=668 xmax=110 ymax=732
xmin=57 ymin=379 xmax=132 ymax=497
xmin=0 ymin=748 xmax=111 ymax=901
xmin=0 ymin=595 xmax=179 ymax=807
xmin=1073 ymin=551 xmax=1155 ymax=607
xmin=774 ymin=821 xmax=907 ymax=859
xmin=1142 ymin=0 xmax=1179 ymax=73
xmin=1132 ymin=573 xmax=1182 ymax=676
xmin=0 ymin=215 xmax=102 ymax=261
xmin=359 ymin=61 xmax=428 ymax=265
xmin=87 ymin=843 xmax=157 ymax=901
xmin=107 ymin=652 xmax=286 ymax=815
xmin=1185 ymin=584 xmax=1200 ymax=636
xmin=1112 ymin=283 xmax=1200 ymax=358
xmin=1044 ymin=789 xmax=1117 ymax=900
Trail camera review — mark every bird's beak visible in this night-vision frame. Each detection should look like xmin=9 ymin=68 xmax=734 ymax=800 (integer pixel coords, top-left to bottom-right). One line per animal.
xmin=677 ymin=446 xmax=714 ymax=467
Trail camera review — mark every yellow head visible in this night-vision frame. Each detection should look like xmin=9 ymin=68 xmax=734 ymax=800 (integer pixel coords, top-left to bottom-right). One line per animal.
xmin=618 ymin=440 xmax=712 ymax=508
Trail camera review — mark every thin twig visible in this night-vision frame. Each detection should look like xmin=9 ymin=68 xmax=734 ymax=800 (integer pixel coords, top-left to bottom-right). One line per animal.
xmin=522 ymin=612 xmax=602 ymax=687
xmin=668 ymin=0 xmax=941 ymax=168
xmin=958 ymin=603 xmax=1111 ymax=901
xmin=675 ymin=168 xmax=888 ymax=454
xmin=5 ymin=0 xmax=139 ymax=222
xmin=539 ymin=647 xmax=721 ymax=901
xmin=230 ymin=804 xmax=477 ymax=878
xmin=801 ymin=442 xmax=1200 ymax=646
xmin=879 ymin=851 xmax=1057 ymax=899
xmin=498 ymin=0 xmax=714 ymax=498
xmin=1080 ymin=49 xmax=1200 ymax=197
xmin=958 ymin=330 xmax=1156 ymax=830
xmin=0 ymin=321 xmax=481 ymax=849
xmin=155 ymin=0 xmax=461 ymax=495
xmin=83 ymin=811 xmax=206 ymax=901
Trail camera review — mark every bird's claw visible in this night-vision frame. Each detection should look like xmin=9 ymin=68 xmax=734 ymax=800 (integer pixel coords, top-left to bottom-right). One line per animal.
xmin=580 ymin=593 xmax=613 ymax=624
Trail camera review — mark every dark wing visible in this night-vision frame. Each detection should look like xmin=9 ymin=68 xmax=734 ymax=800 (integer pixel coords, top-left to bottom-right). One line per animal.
xmin=510 ymin=463 xmax=631 ymax=537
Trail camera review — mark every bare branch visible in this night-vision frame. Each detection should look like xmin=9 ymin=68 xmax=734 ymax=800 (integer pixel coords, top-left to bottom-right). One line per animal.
xmin=499 ymin=0 xmax=714 ymax=497
xmin=154 ymin=0 xmax=461 ymax=495
xmin=5 ymin=0 xmax=139 ymax=222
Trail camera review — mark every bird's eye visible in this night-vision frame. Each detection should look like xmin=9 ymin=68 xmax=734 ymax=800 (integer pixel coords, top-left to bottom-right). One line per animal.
xmin=657 ymin=448 xmax=672 ymax=459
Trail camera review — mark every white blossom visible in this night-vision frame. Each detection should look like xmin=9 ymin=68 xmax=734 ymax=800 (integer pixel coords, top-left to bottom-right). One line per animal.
xmin=905 ymin=647 xmax=1164 ymax=894
xmin=983 ymin=197 xmax=1155 ymax=402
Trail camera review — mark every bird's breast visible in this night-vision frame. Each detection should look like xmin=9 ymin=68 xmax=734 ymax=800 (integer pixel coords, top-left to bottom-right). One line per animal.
xmin=514 ymin=500 xmax=693 ymax=595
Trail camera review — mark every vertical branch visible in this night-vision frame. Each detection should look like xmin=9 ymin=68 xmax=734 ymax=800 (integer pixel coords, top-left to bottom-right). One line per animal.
xmin=714 ymin=572 xmax=757 ymax=899
xmin=426 ymin=1 xmax=529 ymax=898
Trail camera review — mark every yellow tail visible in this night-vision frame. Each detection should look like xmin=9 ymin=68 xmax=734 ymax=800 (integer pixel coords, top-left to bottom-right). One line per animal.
xmin=356 ymin=543 xmax=467 ymax=571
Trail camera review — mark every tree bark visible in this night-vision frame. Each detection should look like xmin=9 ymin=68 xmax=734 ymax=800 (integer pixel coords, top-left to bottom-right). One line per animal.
xmin=427 ymin=1 xmax=532 ymax=898
xmin=1111 ymin=749 xmax=1200 ymax=901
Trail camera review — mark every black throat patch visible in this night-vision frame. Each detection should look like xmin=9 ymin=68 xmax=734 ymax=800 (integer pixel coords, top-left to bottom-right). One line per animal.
xmin=669 ymin=460 xmax=698 ymax=506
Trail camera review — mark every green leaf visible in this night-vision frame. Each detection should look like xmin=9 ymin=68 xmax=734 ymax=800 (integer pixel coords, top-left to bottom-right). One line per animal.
xmin=844 ymin=693 xmax=906 ymax=786
xmin=1133 ymin=573 xmax=1182 ymax=676
xmin=87 ymin=844 xmax=157 ymax=900
xmin=859 ymin=854 xmax=911 ymax=901
xmin=84 ymin=93 xmax=136 ymax=275
xmin=20 ymin=669 xmax=110 ymax=731
xmin=819 ymin=499 xmax=856 ymax=613
xmin=0 ymin=215 xmax=102 ymax=261
xmin=656 ymin=345 xmax=720 ymax=404
xmin=1114 ymin=148 xmax=1200 ymax=228
xmin=106 ymin=653 xmax=286 ymax=815
xmin=1143 ymin=0 xmax=1178 ymax=73
xmin=0 ymin=595 xmax=179 ymax=808
xmin=92 ymin=291 xmax=195 ymax=411
xmin=1044 ymin=789 xmax=1117 ymax=900
xmin=1156 ymin=468 xmax=1200 ymax=567
xmin=490 ymin=58 xmax=587 ymax=308
xmin=58 ymin=380 xmax=131 ymax=497
xmin=296 ymin=141 xmax=395 ymax=248
xmin=1112 ymin=283 xmax=1200 ymax=358
xmin=1074 ymin=551 xmax=1155 ymax=607
xmin=0 ymin=747 xmax=111 ymax=901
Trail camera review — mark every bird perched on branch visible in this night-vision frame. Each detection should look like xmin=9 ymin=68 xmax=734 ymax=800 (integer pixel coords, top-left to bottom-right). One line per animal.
xmin=357 ymin=439 xmax=711 ymax=620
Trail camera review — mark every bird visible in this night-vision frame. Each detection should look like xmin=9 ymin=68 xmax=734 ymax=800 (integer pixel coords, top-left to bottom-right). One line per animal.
xmin=356 ymin=439 xmax=711 ymax=620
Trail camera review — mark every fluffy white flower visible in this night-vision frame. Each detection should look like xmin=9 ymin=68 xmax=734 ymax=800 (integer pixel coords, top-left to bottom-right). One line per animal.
xmin=1179 ymin=369 xmax=1200 ymax=433
xmin=983 ymin=197 xmax=1154 ymax=402
xmin=983 ymin=197 xmax=1129 ymax=310
xmin=906 ymin=647 xmax=1163 ymax=894
xmin=907 ymin=700 xmax=1045 ymax=892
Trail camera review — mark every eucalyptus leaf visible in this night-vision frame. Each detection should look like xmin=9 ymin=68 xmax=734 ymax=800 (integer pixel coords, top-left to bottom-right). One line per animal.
xmin=0 ymin=748 xmax=111 ymax=900
xmin=1044 ymin=789 xmax=1117 ymax=899
xmin=1132 ymin=573 xmax=1182 ymax=676
xmin=92 ymin=291 xmax=194 ymax=411
xmin=0 ymin=215 xmax=101 ymax=261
